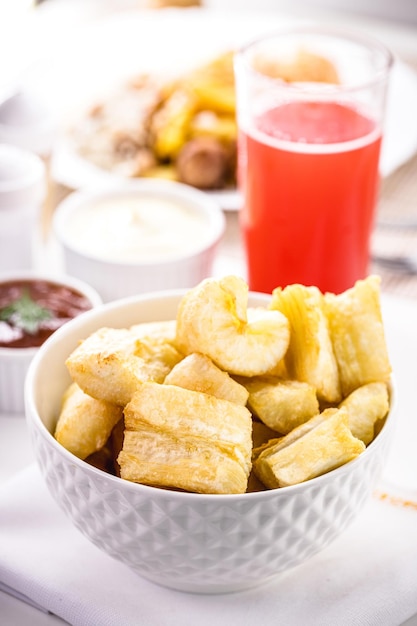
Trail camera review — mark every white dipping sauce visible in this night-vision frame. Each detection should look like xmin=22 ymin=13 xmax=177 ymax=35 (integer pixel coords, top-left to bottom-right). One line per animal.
xmin=64 ymin=196 xmax=212 ymax=262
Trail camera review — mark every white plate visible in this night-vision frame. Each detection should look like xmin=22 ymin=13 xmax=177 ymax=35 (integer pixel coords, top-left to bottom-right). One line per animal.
xmin=24 ymin=9 xmax=417 ymax=210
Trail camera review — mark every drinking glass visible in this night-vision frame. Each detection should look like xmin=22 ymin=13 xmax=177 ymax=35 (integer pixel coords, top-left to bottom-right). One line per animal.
xmin=234 ymin=27 xmax=393 ymax=294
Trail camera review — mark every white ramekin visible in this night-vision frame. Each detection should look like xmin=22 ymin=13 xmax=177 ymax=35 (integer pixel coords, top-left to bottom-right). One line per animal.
xmin=0 ymin=271 xmax=102 ymax=415
xmin=52 ymin=179 xmax=226 ymax=303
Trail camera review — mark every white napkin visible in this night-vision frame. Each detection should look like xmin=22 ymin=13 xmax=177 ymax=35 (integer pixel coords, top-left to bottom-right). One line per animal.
xmin=0 ymin=463 xmax=416 ymax=626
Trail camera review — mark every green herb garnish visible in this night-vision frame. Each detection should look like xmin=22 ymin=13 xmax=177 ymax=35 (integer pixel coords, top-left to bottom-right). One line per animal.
xmin=0 ymin=288 xmax=53 ymax=335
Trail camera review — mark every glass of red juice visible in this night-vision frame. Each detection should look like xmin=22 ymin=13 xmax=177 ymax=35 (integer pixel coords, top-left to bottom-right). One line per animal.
xmin=234 ymin=28 xmax=393 ymax=294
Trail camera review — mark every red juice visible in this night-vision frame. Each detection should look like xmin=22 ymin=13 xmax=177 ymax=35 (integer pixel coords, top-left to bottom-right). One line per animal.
xmin=239 ymin=101 xmax=382 ymax=294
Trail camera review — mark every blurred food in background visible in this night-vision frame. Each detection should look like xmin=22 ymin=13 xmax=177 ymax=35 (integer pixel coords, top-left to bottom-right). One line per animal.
xmin=70 ymin=48 xmax=337 ymax=191
xmin=71 ymin=52 xmax=236 ymax=190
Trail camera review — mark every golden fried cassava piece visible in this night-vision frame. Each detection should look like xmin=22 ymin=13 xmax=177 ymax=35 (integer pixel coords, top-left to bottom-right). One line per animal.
xmin=118 ymin=382 xmax=252 ymax=494
xmin=270 ymin=284 xmax=341 ymax=403
xmin=129 ymin=319 xmax=177 ymax=343
xmin=119 ymin=425 xmax=248 ymax=495
xmin=324 ymin=276 xmax=392 ymax=396
xmin=65 ymin=326 xmax=183 ymax=406
xmin=253 ymin=407 xmax=365 ymax=489
xmin=54 ymin=383 xmax=123 ymax=460
xmin=339 ymin=381 xmax=390 ymax=445
xmin=124 ymin=382 xmax=252 ymax=473
xmin=164 ymin=352 xmax=249 ymax=405
xmin=176 ymin=275 xmax=290 ymax=377
xmin=241 ymin=376 xmax=319 ymax=434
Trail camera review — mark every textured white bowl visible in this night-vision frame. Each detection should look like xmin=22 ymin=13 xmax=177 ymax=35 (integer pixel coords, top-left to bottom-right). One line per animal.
xmin=25 ymin=290 xmax=396 ymax=593
xmin=52 ymin=180 xmax=225 ymax=303
xmin=0 ymin=271 xmax=101 ymax=415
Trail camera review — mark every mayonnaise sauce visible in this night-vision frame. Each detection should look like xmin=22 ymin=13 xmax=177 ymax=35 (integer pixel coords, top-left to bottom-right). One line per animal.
xmin=65 ymin=196 xmax=213 ymax=262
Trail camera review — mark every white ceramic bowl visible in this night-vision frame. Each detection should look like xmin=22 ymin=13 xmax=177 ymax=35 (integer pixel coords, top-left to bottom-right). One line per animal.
xmin=52 ymin=180 xmax=225 ymax=303
xmin=24 ymin=289 xmax=396 ymax=593
xmin=0 ymin=272 xmax=101 ymax=415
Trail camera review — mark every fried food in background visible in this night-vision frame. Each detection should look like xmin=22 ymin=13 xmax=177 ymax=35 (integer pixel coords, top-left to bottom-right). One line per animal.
xmin=148 ymin=0 xmax=202 ymax=7
xmin=175 ymin=136 xmax=235 ymax=190
xmin=254 ymin=48 xmax=340 ymax=84
xmin=56 ymin=275 xmax=392 ymax=495
xmin=70 ymin=47 xmax=337 ymax=190
xmin=72 ymin=74 xmax=163 ymax=178
xmin=148 ymin=51 xmax=237 ymax=189
xmin=184 ymin=50 xmax=236 ymax=114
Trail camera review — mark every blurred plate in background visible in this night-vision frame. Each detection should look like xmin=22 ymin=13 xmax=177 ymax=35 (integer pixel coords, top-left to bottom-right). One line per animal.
xmin=18 ymin=9 xmax=417 ymax=210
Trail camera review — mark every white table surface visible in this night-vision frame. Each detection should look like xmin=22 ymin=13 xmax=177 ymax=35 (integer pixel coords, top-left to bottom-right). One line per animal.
xmin=1 ymin=2 xmax=417 ymax=624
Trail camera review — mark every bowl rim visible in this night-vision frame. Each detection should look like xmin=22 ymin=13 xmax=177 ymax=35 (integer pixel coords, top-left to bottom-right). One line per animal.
xmin=52 ymin=179 xmax=226 ymax=266
xmin=25 ymin=287 xmax=396 ymax=502
xmin=0 ymin=270 xmax=102 ymax=355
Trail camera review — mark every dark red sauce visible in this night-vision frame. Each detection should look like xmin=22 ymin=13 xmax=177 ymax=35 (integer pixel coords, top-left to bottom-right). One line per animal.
xmin=0 ymin=279 xmax=93 ymax=348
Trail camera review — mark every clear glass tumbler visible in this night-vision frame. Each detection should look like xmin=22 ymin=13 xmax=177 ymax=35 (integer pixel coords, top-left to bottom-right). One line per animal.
xmin=234 ymin=27 xmax=393 ymax=294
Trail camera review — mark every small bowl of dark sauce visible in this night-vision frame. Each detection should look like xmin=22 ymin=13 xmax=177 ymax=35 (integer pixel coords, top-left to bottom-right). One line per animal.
xmin=0 ymin=272 xmax=101 ymax=414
